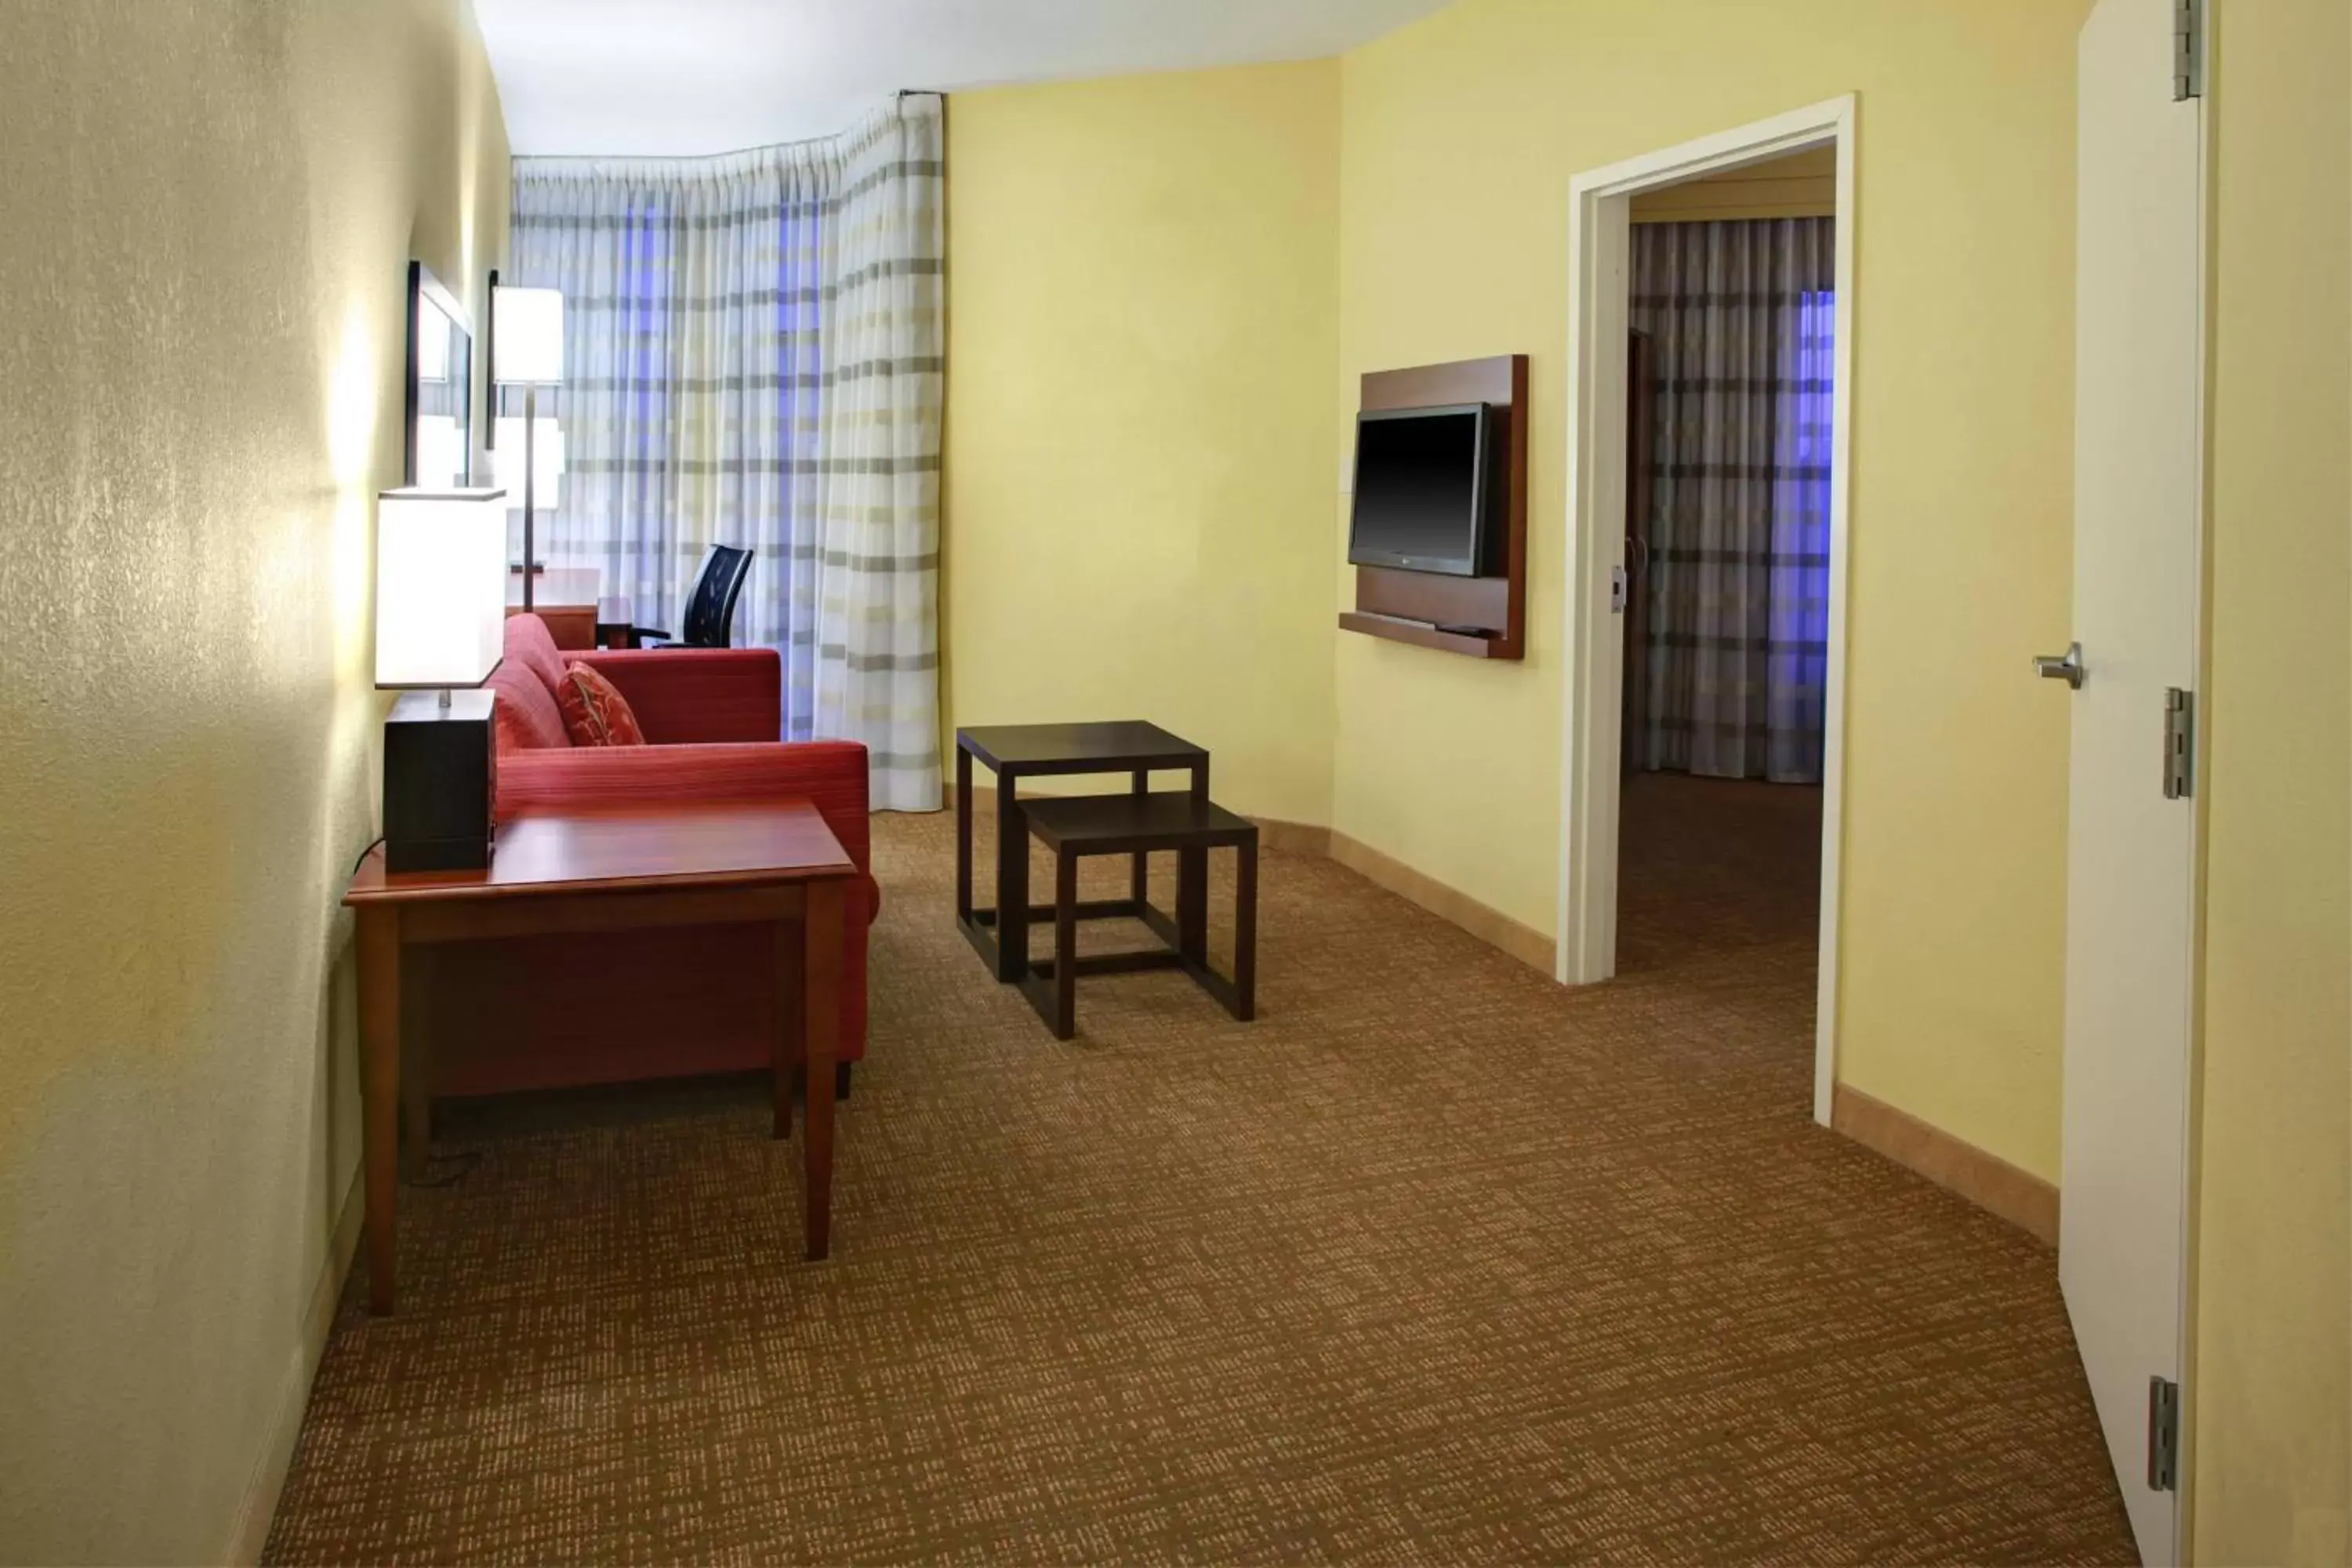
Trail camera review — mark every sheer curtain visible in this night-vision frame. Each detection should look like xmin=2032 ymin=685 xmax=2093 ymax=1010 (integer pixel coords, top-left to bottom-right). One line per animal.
xmin=1629 ymin=216 xmax=1834 ymax=784
xmin=507 ymin=95 xmax=944 ymax=810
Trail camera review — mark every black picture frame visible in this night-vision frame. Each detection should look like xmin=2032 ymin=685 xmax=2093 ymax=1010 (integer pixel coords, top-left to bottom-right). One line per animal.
xmin=483 ymin=266 xmax=499 ymax=453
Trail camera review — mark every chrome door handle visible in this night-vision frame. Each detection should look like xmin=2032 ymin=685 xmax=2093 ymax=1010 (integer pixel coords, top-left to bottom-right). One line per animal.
xmin=2034 ymin=641 xmax=2086 ymax=689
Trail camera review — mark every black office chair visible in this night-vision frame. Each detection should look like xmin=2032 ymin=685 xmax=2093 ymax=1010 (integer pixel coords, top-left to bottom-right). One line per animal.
xmin=639 ymin=545 xmax=753 ymax=648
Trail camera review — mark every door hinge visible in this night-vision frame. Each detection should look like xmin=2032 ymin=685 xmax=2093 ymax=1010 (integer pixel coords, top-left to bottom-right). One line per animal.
xmin=2147 ymin=1377 xmax=2181 ymax=1491
xmin=1610 ymin=564 xmax=1629 ymax=614
xmin=2163 ymin=688 xmax=2194 ymax=800
xmin=2173 ymin=0 xmax=2203 ymax=100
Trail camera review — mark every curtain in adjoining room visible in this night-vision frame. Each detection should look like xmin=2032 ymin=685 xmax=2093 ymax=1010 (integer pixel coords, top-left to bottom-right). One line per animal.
xmin=507 ymin=94 xmax=944 ymax=810
xmin=1629 ymin=216 xmax=1834 ymax=785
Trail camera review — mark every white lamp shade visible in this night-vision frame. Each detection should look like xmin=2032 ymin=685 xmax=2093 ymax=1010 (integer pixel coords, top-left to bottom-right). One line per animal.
xmin=492 ymin=286 xmax=564 ymax=383
xmin=492 ymin=417 xmax=565 ymax=499
xmin=374 ymin=487 xmax=510 ymax=688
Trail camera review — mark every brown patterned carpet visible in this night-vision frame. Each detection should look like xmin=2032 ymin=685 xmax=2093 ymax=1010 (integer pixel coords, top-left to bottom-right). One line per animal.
xmin=266 ymin=776 xmax=2132 ymax=1564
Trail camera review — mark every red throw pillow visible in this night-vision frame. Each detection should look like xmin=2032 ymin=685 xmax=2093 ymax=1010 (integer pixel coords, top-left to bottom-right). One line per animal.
xmin=557 ymin=665 xmax=647 ymax=747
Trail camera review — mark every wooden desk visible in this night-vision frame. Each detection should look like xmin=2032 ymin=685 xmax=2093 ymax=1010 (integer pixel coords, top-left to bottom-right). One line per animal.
xmin=507 ymin=565 xmax=601 ymax=649
xmin=595 ymin=595 xmax=639 ymax=649
xmin=955 ymin=722 xmax=1210 ymax=985
xmin=342 ymin=801 xmax=856 ymax=1314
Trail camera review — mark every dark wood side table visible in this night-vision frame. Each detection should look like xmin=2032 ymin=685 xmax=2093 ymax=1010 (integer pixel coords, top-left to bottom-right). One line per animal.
xmin=1018 ymin=793 xmax=1258 ymax=1040
xmin=341 ymin=800 xmax=857 ymax=1315
xmin=955 ymin=722 xmax=1209 ymax=983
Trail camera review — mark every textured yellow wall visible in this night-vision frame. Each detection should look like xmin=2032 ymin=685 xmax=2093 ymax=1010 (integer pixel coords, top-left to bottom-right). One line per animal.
xmin=943 ymin=64 xmax=1341 ymax=823
xmin=1332 ymin=0 xmax=2089 ymax=1181
xmin=0 ymin=2 xmax=508 ymax=1559
xmin=2191 ymin=0 xmax=2352 ymax=1559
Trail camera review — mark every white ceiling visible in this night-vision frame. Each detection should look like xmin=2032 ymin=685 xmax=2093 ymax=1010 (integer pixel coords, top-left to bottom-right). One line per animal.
xmin=477 ymin=0 xmax=1454 ymax=157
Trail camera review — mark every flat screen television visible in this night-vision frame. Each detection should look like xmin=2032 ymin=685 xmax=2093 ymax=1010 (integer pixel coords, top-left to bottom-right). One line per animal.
xmin=1347 ymin=403 xmax=1493 ymax=577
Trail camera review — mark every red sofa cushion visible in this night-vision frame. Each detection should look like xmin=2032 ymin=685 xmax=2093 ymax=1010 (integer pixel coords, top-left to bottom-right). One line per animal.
xmin=486 ymin=657 xmax=570 ymax=750
xmin=556 ymin=664 xmax=647 ymax=746
xmin=505 ymin=612 xmax=571 ymax=693
xmin=485 ymin=614 xmax=576 ymax=752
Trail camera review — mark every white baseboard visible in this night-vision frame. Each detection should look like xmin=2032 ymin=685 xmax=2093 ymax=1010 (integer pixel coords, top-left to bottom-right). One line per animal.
xmin=224 ymin=1173 xmax=365 ymax=1565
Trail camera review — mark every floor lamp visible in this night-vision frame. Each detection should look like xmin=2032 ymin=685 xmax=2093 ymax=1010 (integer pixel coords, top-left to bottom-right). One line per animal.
xmin=490 ymin=285 xmax=564 ymax=610
xmin=495 ymin=416 xmax=565 ymax=589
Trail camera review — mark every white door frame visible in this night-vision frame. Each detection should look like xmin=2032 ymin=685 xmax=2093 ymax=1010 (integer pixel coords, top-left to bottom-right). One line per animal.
xmin=1555 ymin=95 xmax=1857 ymax=1125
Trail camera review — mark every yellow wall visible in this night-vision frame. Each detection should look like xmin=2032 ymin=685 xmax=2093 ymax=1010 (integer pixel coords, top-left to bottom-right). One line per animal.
xmin=1332 ymin=0 xmax=2090 ymax=1181
xmin=1630 ymin=146 xmax=1838 ymax=223
xmin=2192 ymin=0 xmax=2352 ymax=1559
xmin=0 ymin=1 xmax=508 ymax=1559
xmin=944 ymin=64 xmax=1341 ymax=824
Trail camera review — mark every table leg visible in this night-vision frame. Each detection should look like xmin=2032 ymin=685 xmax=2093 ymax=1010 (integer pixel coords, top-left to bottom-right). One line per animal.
xmin=995 ymin=774 xmax=1029 ymax=982
xmin=802 ymin=880 xmax=845 ymax=1260
xmin=1235 ymin=836 xmax=1258 ymax=1022
xmin=773 ymin=916 xmax=804 ymax=1141
xmin=400 ymin=947 xmax=432 ymax=1181
xmin=1130 ymin=768 xmax=1149 ymax=909
xmin=357 ymin=906 xmax=401 ymax=1316
xmin=955 ymin=746 xmax=974 ymax=926
xmin=1054 ymin=850 xmax=1080 ymax=1040
xmin=1178 ymin=760 xmax=1210 ymax=964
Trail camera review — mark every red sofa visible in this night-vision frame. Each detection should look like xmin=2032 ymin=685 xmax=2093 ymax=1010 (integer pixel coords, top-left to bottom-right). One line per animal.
xmin=416 ymin=614 xmax=877 ymax=1099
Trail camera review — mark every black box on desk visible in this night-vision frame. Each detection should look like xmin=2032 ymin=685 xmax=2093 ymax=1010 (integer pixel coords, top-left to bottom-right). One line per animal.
xmin=384 ymin=689 xmax=496 ymax=873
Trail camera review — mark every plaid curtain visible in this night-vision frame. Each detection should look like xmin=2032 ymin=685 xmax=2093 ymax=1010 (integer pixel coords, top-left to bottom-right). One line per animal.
xmin=1630 ymin=217 xmax=1834 ymax=784
xmin=508 ymin=95 xmax=944 ymax=810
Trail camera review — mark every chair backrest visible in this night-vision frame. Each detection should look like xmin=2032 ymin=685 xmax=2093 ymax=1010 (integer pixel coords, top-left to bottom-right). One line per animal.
xmin=681 ymin=545 xmax=753 ymax=648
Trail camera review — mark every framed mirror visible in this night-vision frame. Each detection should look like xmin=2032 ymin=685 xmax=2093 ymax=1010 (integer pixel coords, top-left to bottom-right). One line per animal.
xmin=483 ymin=266 xmax=499 ymax=456
xmin=404 ymin=261 xmax=473 ymax=487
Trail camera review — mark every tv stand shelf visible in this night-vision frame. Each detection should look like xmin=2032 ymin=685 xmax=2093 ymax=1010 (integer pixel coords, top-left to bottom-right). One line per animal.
xmin=1338 ymin=354 xmax=1529 ymax=662
xmin=1336 ymin=612 xmax=1509 ymax=658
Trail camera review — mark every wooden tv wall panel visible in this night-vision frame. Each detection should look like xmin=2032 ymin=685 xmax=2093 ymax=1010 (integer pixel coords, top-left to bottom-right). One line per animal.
xmin=1338 ymin=354 xmax=1530 ymax=660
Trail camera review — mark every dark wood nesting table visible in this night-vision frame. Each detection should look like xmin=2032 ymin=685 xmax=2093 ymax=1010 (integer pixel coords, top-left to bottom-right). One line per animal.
xmin=343 ymin=800 xmax=857 ymax=1314
xmin=1018 ymin=793 xmax=1258 ymax=1039
xmin=956 ymin=721 xmax=1210 ymax=983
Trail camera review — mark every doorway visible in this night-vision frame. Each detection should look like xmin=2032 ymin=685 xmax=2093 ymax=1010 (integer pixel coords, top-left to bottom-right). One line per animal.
xmin=1556 ymin=99 xmax=1857 ymax=1126
xmin=1617 ymin=150 xmax=1835 ymax=1013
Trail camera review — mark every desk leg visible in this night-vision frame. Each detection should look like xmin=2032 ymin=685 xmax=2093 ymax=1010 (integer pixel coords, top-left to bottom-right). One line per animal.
xmin=995 ymin=776 xmax=1028 ymax=982
xmin=1178 ymin=760 xmax=1210 ymax=964
xmin=357 ymin=906 xmax=401 ymax=1316
xmin=773 ymin=917 xmax=804 ymax=1142
xmin=955 ymin=746 xmax=974 ymax=925
xmin=802 ymin=880 xmax=845 ymax=1261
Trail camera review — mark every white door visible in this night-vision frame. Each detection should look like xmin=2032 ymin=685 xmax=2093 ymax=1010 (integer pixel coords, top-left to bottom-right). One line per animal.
xmin=2058 ymin=0 xmax=2203 ymax=1562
